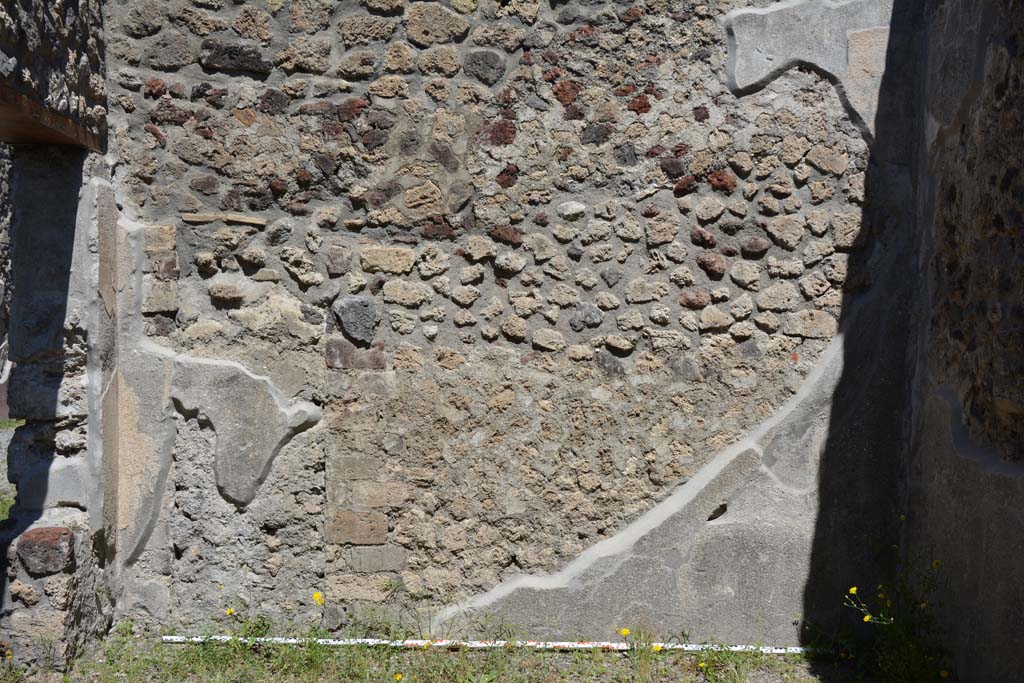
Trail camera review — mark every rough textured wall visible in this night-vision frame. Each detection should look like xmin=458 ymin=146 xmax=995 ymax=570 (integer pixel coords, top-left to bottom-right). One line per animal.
xmin=0 ymin=148 xmax=113 ymax=666
xmin=907 ymin=0 xmax=1024 ymax=680
xmin=928 ymin=0 xmax=1024 ymax=463
xmin=0 ymin=0 xmax=106 ymax=145
xmin=101 ymin=0 xmax=874 ymax=632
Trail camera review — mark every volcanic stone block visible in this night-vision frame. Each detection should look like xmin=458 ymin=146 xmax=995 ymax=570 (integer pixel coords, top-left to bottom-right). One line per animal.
xmin=464 ymin=50 xmax=505 ymax=85
xmin=199 ymin=39 xmax=273 ymax=76
xmin=332 ymin=296 xmax=381 ymax=345
xmin=327 ymin=510 xmax=388 ymax=545
xmin=17 ymin=527 xmax=75 ymax=577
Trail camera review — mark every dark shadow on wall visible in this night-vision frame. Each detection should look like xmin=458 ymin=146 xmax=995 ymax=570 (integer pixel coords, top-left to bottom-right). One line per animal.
xmin=0 ymin=146 xmax=86 ymax=623
xmin=799 ymin=0 xmax=926 ymax=673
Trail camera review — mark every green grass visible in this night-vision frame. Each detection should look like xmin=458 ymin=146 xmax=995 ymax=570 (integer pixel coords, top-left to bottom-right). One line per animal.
xmin=0 ymin=419 xmax=24 ymax=431
xmin=0 ymin=620 xmax=850 ymax=683
xmin=0 ymin=493 xmax=13 ymax=522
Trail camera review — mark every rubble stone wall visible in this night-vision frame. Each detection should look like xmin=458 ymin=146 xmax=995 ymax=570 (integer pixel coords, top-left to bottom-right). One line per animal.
xmin=0 ymin=0 xmax=106 ymax=144
xmin=101 ymin=0 xmax=872 ymax=631
xmin=906 ymin=0 xmax=1024 ymax=680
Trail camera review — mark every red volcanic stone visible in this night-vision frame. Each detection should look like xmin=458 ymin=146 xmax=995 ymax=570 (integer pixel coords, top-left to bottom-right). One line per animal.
xmin=741 ymin=236 xmax=771 ymax=259
xmin=660 ymin=157 xmax=687 ymax=179
xmin=489 ymin=225 xmax=523 ymax=246
xmin=553 ymin=80 xmax=581 ymax=106
xmin=258 ymin=88 xmax=290 ymax=114
xmin=487 ymin=119 xmax=516 ymax=145
xmin=641 ymin=205 xmax=660 ymax=218
xmin=708 ymin=169 xmax=738 ymax=194
xmin=646 ymin=144 xmax=665 ymax=159
xmin=269 ymin=178 xmax=288 ymax=196
xmin=149 ymin=100 xmax=192 ymax=125
xmin=541 ymin=68 xmax=563 ymax=82
xmin=533 ymin=211 xmax=549 ymax=226
xmin=563 ymin=104 xmax=585 ymax=121
xmin=496 ymin=163 xmax=519 ymax=188
xmin=627 ymin=95 xmax=650 ymax=114
xmin=421 ymin=215 xmax=456 ymax=240
xmin=680 ymin=289 xmax=711 ymax=309
xmin=143 ymin=124 xmax=166 ymax=147
xmin=620 ymin=6 xmax=643 ymax=23
xmin=295 ymin=169 xmax=313 ymax=186
xmin=690 ymin=227 xmax=717 ymax=248
xmin=144 ymin=77 xmax=166 ymax=98
xmin=697 ymin=252 xmax=727 ymax=279
xmin=693 ymin=105 xmax=710 ymax=121
xmin=17 ymin=527 xmax=75 ymax=577
xmin=338 ymin=97 xmax=370 ymax=121
xmin=673 ymin=175 xmax=698 ymax=196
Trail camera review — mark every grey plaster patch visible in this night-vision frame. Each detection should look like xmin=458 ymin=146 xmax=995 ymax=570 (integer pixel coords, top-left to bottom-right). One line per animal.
xmin=723 ymin=0 xmax=893 ymax=133
xmin=169 ymin=355 xmax=322 ymax=508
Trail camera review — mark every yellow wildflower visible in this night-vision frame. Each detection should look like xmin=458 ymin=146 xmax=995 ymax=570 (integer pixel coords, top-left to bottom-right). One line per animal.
xmin=932 ymin=559 xmax=943 ymax=569
xmin=225 ymin=608 xmax=235 ymax=616
xmin=698 ymin=662 xmax=706 ymax=669
xmin=920 ymin=601 xmax=929 ymax=610
xmin=939 ymin=671 xmax=949 ymax=679
xmin=395 ymin=674 xmax=403 ymax=682
xmin=848 ymin=586 xmax=858 ymax=595
xmin=619 ymin=628 xmax=630 ymax=637
xmin=652 ymin=645 xmax=662 ymax=652
xmin=312 ymin=591 xmax=325 ymax=606
xmin=863 ymin=614 xmax=871 ymax=623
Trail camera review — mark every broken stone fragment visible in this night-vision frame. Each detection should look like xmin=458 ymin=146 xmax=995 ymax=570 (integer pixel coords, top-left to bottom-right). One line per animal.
xmin=338 ymin=15 xmax=398 ymax=46
xmin=405 ymin=3 xmax=470 ymax=47
xmin=500 ymin=315 xmax=527 ymax=341
xmin=756 ymin=282 xmax=801 ymax=312
xmin=699 ymin=305 xmax=734 ymax=332
xmin=569 ymin=303 xmax=604 ymax=332
xmin=451 ymin=285 xmax=482 ymax=307
xmin=782 ymin=309 xmax=838 ymax=338
xmin=17 ymin=527 xmax=75 ymax=577
xmin=605 ymin=334 xmax=637 ymax=354
xmin=464 ymin=236 xmax=497 ymax=261
xmin=208 ymin=281 xmax=245 ymax=307
xmin=741 ymin=235 xmax=772 ymax=259
xmin=695 ymin=196 xmax=725 ymax=224
xmin=696 ymin=252 xmax=727 ymax=279
xmin=532 ymin=328 xmax=566 ymax=351
xmin=382 ymin=280 xmax=432 ymax=307
xmin=464 ymin=50 xmax=506 ymax=85
xmin=332 ymin=295 xmax=380 ymax=345
xmin=556 ymin=201 xmax=587 ymax=221
xmin=494 ymin=252 xmax=527 ymax=275
xmin=275 ymin=37 xmax=331 ymax=73
xmin=765 ymin=214 xmax=806 ymax=250
xmin=199 ymin=39 xmax=273 ymax=75
xmin=360 ymin=246 xmax=415 ymax=274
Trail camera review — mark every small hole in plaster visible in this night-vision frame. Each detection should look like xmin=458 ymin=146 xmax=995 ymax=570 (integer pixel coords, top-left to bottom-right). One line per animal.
xmin=706 ymin=503 xmax=727 ymax=521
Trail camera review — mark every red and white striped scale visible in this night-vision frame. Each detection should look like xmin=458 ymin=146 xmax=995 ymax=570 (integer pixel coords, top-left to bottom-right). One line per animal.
xmin=161 ymin=635 xmax=812 ymax=655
